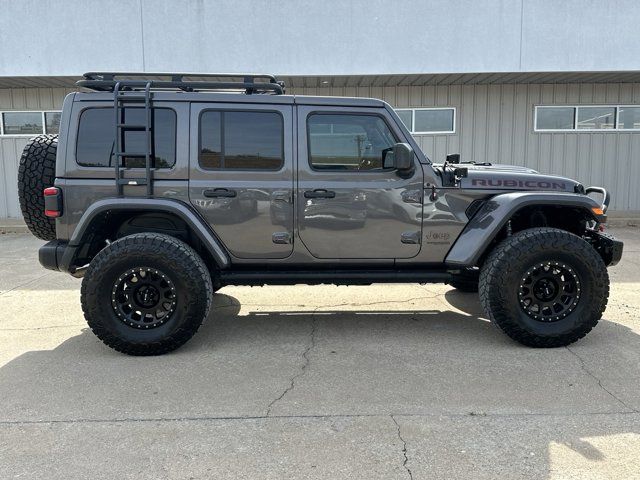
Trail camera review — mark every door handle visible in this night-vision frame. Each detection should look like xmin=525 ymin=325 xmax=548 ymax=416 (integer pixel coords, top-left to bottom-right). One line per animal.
xmin=304 ymin=189 xmax=336 ymax=199
xmin=204 ymin=188 xmax=237 ymax=198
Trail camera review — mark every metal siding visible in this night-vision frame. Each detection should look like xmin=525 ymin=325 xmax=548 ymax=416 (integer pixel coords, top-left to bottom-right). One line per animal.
xmin=1 ymin=84 xmax=639 ymax=219
xmin=291 ymin=83 xmax=639 ymax=211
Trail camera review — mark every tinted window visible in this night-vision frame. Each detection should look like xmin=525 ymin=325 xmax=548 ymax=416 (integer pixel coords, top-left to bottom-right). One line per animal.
xmin=199 ymin=111 xmax=283 ymax=170
xmin=2 ymin=112 xmax=43 ymax=135
xmin=536 ymin=107 xmax=575 ymax=130
xmin=308 ymin=114 xmax=397 ymax=171
xmin=76 ymin=108 xmax=176 ymax=168
xmin=199 ymin=111 xmax=222 ymax=168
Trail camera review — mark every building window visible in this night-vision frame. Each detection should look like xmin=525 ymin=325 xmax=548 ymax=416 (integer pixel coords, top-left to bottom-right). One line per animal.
xmin=76 ymin=107 xmax=176 ymax=168
xmin=0 ymin=111 xmax=61 ymax=136
xmin=199 ymin=110 xmax=284 ymax=170
xmin=577 ymin=107 xmax=615 ymax=130
xmin=45 ymin=112 xmax=62 ymax=134
xmin=396 ymin=110 xmax=413 ymax=132
xmin=394 ymin=108 xmax=455 ymax=134
xmin=535 ymin=107 xmax=575 ymax=130
xmin=618 ymin=106 xmax=640 ymax=130
xmin=535 ymin=105 xmax=640 ymax=132
xmin=2 ymin=112 xmax=43 ymax=135
xmin=307 ymin=113 xmax=397 ymax=171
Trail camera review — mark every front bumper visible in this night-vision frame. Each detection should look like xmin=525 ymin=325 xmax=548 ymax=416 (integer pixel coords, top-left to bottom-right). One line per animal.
xmin=591 ymin=231 xmax=623 ymax=266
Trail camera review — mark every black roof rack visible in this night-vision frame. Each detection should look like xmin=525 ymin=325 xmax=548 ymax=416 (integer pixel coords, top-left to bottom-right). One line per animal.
xmin=77 ymin=72 xmax=285 ymax=95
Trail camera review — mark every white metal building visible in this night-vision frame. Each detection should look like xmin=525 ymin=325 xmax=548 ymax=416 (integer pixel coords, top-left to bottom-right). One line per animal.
xmin=1 ymin=0 xmax=640 ymax=219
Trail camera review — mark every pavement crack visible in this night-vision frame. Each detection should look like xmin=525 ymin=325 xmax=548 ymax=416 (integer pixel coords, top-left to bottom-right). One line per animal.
xmin=0 ymin=272 xmax=51 ymax=297
xmin=566 ymin=346 xmax=637 ymax=413
xmin=319 ymin=294 xmax=444 ymax=310
xmin=391 ymin=415 xmax=413 ymax=480
xmin=0 ymin=324 xmax=85 ymax=332
xmin=238 ymin=295 xmax=445 ymax=311
xmin=265 ymin=313 xmax=318 ymax=416
xmin=1 ymin=410 xmax=638 ymax=426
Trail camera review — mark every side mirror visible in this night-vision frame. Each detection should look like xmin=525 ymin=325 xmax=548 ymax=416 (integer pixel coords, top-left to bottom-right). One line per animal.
xmin=383 ymin=143 xmax=414 ymax=171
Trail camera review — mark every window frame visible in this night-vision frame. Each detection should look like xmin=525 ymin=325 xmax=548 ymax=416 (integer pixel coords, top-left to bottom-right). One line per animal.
xmin=394 ymin=107 xmax=456 ymax=134
xmin=74 ymin=105 xmax=178 ymax=170
xmin=306 ymin=111 xmax=401 ymax=173
xmin=534 ymin=105 xmax=640 ymax=132
xmin=197 ymin=108 xmax=285 ymax=172
xmin=0 ymin=110 xmax=62 ymax=137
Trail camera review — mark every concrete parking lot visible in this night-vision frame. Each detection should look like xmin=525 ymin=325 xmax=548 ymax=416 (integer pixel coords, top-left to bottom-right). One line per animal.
xmin=1 ymin=228 xmax=639 ymax=479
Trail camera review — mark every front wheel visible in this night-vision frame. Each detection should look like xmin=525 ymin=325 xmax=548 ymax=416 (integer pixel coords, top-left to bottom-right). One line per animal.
xmin=81 ymin=233 xmax=213 ymax=355
xmin=479 ymin=228 xmax=609 ymax=347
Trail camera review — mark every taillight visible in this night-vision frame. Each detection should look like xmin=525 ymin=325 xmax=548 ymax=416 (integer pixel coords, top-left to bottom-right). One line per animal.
xmin=44 ymin=187 xmax=62 ymax=218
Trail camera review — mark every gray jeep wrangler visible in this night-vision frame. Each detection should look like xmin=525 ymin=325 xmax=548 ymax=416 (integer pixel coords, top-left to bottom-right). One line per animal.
xmin=18 ymin=72 xmax=623 ymax=355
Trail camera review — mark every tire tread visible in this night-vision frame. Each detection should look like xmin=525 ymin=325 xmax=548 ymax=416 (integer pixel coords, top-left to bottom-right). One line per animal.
xmin=17 ymin=135 xmax=58 ymax=240
xmin=479 ymin=227 xmax=609 ymax=347
xmin=81 ymin=233 xmax=212 ymax=355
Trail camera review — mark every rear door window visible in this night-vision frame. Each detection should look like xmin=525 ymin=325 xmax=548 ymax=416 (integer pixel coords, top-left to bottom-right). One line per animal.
xmin=199 ymin=110 xmax=284 ymax=170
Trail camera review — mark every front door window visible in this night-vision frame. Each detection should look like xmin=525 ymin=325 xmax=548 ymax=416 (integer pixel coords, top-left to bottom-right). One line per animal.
xmin=307 ymin=114 xmax=396 ymax=171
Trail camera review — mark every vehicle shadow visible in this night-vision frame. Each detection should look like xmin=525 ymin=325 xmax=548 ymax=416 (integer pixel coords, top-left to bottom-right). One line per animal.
xmin=1 ymin=291 xmax=639 ymax=478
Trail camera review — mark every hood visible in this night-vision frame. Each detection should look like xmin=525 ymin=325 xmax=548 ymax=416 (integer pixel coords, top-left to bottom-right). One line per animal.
xmin=443 ymin=163 xmax=582 ymax=193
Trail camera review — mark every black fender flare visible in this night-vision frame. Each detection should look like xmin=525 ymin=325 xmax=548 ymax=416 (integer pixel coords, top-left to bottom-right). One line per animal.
xmin=445 ymin=192 xmax=604 ymax=266
xmin=59 ymin=198 xmax=230 ymax=272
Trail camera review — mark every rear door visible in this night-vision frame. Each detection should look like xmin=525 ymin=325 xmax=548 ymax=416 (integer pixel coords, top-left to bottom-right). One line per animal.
xmin=296 ymin=106 xmax=423 ymax=259
xmin=189 ymin=103 xmax=294 ymax=259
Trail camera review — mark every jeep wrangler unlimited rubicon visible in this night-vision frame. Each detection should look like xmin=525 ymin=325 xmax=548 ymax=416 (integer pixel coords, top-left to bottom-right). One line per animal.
xmin=18 ymin=72 xmax=623 ymax=355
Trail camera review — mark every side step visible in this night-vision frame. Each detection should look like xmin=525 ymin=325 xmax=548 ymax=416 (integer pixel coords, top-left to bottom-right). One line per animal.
xmin=219 ymin=269 xmax=453 ymax=286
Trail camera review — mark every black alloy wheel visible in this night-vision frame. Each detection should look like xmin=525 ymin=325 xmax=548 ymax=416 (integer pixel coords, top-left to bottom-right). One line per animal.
xmin=111 ymin=267 xmax=177 ymax=329
xmin=518 ymin=261 xmax=580 ymax=322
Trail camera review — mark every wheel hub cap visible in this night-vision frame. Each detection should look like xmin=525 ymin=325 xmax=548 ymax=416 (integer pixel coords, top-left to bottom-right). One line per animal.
xmin=518 ymin=262 xmax=581 ymax=322
xmin=135 ymin=285 xmax=160 ymax=308
xmin=111 ymin=267 xmax=177 ymax=329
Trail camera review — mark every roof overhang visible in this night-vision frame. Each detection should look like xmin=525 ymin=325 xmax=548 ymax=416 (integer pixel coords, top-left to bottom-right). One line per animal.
xmin=1 ymin=71 xmax=640 ymax=90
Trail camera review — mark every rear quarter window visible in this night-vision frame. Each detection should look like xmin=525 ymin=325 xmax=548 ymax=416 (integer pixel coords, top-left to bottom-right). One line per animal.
xmin=76 ymin=107 xmax=176 ymax=168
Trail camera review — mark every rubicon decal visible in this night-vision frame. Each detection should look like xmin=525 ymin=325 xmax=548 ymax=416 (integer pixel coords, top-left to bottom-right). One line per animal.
xmin=471 ymin=179 xmax=567 ymax=189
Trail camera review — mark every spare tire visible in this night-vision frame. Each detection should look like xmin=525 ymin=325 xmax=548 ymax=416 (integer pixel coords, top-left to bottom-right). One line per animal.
xmin=17 ymin=134 xmax=58 ymax=240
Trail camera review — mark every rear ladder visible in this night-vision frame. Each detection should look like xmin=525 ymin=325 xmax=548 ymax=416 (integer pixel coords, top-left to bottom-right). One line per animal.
xmin=113 ymin=81 xmax=153 ymax=197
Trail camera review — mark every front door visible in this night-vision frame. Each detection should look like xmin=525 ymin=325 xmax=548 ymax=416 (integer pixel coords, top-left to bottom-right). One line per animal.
xmin=189 ymin=103 xmax=294 ymax=259
xmin=297 ymin=106 xmax=423 ymax=259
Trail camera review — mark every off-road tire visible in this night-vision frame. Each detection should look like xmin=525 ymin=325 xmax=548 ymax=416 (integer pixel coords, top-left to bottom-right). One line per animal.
xmin=81 ymin=233 xmax=213 ymax=355
xmin=17 ymin=135 xmax=58 ymax=240
xmin=479 ymin=227 xmax=609 ymax=347
xmin=449 ymin=268 xmax=480 ymax=293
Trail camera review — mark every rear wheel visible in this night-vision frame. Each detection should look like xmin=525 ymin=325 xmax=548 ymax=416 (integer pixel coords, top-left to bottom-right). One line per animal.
xmin=479 ymin=228 xmax=609 ymax=347
xmin=81 ymin=233 xmax=212 ymax=355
